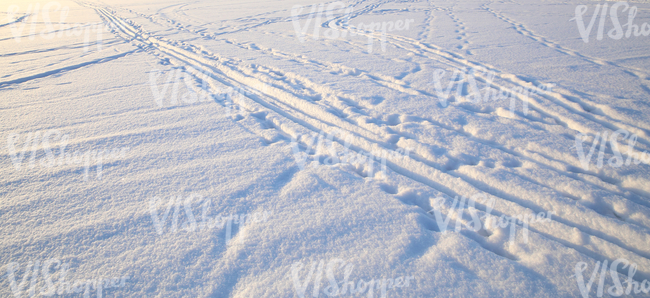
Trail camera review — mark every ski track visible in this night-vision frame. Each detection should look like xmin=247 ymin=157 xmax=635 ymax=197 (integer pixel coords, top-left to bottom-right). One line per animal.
xmin=0 ymin=50 xmax=137 ymax=88
xmin=0 ymin=14 xmax=30 ymax=28
xmin=481 ymin=3 xmax=650 ymax=129
xmin=481 ymin=3 xmax=650 ymax=81
xmin=60 ymin=0 xmax=650 ymax=282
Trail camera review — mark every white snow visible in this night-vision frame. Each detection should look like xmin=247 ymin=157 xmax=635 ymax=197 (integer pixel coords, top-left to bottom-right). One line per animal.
xmin=2 ymin=0 xmax=650 ymax=297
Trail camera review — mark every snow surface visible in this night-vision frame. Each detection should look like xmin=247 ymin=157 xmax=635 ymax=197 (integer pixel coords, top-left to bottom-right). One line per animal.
xmin=1 ymin=0 xmax=650 ymax=297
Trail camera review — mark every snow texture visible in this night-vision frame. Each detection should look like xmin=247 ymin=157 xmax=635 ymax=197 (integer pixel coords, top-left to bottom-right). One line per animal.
xmin=1 ymin=0 xmax=650 ymax=297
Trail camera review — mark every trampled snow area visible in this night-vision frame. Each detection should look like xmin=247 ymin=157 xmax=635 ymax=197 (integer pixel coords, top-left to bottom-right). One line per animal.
xmin=2 ymin=0 xmax=650 ymax=296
